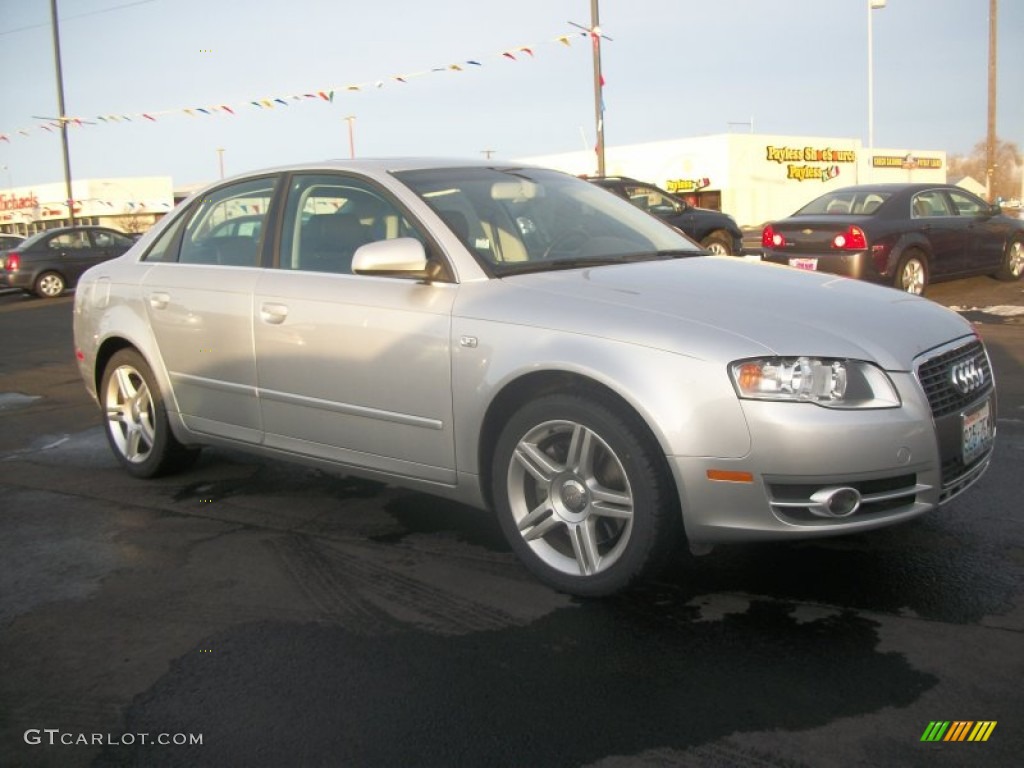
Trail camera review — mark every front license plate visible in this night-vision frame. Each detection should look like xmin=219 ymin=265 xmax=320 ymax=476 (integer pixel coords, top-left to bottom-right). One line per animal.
xmin=962 ymin=400 xmax=993 ymax=464
xmin=788 ymin=258 xmax=818 ymax=271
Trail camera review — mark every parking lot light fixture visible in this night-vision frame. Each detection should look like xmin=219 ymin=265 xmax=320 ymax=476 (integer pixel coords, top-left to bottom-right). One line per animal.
xmin=867 ymin=0 xmax=887 ymax=149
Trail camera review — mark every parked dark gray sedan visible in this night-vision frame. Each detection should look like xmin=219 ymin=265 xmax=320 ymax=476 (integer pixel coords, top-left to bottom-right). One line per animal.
xmin=72 ymin=160 xmax=996 ymax=595
xmin=761 ymin=183 xmax=1024 ymax=294
xmin=1 ymin=225 xmax=136 ymax=297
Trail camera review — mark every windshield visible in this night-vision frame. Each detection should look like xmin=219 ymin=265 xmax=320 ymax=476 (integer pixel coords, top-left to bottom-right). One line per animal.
xmin=795 ymin=190 xmax=892 ymax=216
xmin=394 ymin=167 xmax=701 ymax=275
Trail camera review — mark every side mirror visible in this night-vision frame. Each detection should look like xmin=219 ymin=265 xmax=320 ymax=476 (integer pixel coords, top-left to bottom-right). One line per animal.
xmin=351 ymin=237 xmax=430 ymax=277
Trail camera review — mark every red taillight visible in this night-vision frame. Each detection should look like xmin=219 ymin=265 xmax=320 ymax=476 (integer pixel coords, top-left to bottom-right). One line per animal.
xmin=832 ymin=226 xmax=867 ymax=250
xmin=762 ymin=225 xmax=786 ymax=249
xmin=4 ymin=252 xmax=20 ymax=271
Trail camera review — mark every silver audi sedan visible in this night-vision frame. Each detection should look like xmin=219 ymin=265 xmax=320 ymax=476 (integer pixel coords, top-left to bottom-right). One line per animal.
xmin=72 ymin=159 xmax=996 ymax=596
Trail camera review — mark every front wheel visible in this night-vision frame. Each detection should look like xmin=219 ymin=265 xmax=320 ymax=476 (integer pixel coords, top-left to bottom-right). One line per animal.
xmin=893 ymin=251 xmax=929 ymax=295
xmin=491 ymin=393 xmax=679 ymax=596
xmin=700 ymin=231 xmax=733 ymax=256
xmin=100 ymin=349 xmax=199 ymax=478
xmin=993 ymin=239 xmax=1024 ymax=281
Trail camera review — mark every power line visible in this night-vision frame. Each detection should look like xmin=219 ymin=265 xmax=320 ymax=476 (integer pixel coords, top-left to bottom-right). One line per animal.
xmin=0 ymin=0 xmax=159 ymax=37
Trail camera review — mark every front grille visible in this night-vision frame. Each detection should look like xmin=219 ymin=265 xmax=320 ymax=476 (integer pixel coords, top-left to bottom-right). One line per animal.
xmin=916 ymin=340 xmax=993 ymax=418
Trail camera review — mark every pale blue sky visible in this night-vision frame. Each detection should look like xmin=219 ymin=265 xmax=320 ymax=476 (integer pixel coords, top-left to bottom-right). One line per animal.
xmin=1 ymin=0 xmax=1021 ymax=187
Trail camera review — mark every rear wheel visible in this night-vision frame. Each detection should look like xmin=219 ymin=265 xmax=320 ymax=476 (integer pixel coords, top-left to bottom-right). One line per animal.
xmin=34 ymin=271 xmax=66 ymax=298
xmin=993 ymin=239 xmax=1024 ymax=281
xmin=491 ymin=393 xmax=680 ymax=596
xmin=100 ymin=349 xmax=199 ymax=478
xmin=894 ymin=251 xmax=928 ymax=295
xmin=700 ymin=231 xmax=733 ymax=256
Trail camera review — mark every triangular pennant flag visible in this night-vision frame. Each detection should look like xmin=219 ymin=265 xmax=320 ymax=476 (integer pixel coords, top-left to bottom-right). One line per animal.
xmin=197 ymin=108 xmax=210 ymax=115
xmin=467 ymin=60 xmax=481 ymax=66
xmin=557 ymin=35 xmax=571 ymax=46
xmin=347 ymin=85 xmax=361 ymax=91
xmin=143 ymin=114 xmax=156 ymax=121
xmin=274 ymin=98 xmax=288 ymax=106
xmin=221 ymin=105 xmax=234 ymax=114
xmin=519 ymin=47 xmax=534 ymax=57
xmin=502 ymin=51 xmax=516 ymax=61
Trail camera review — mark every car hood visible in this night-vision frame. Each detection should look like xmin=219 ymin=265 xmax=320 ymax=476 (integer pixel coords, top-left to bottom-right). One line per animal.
xmin=472 ymin=258 xmax=972 ymax=370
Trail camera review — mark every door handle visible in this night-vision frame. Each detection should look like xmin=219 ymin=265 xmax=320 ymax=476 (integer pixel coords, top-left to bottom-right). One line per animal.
xmin=148 ymin=292 xmax=170 ymax=310
xmin=260 ymin=303 xmax=288 ymax=324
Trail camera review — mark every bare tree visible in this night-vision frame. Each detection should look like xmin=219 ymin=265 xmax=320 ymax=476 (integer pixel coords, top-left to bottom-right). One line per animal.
xmin=948 ymin=138 xmax=1022 ymax=202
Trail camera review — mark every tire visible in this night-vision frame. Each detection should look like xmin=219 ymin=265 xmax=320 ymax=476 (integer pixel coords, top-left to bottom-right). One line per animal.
xmin=993 ymin=239 xmax=1024 ymax=281
xmin=893 ymin=251 xmax=929 ymax=295
xmin=100 ymin=349 xmax=199 ymax=478
xmin=34 ymin=271 xmax=66 ymax=298
xmin=700 ymin=231 xmax=733 ymax=256
xmin=491 ymin=393 xmax=680 ymax=596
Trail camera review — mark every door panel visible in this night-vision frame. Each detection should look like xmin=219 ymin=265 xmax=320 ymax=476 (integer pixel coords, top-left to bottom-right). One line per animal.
xmin=141 ymin=265 xmax=263 ymax=443
xmin=253 ymin=271 xmax=456 ymax=483
xmin=254 ymin=172 xmax=457 ymax=483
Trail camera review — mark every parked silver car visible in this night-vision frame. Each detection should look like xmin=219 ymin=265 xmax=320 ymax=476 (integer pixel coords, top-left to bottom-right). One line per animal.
xmin=72 ymin=159 xmax=996 ymax=595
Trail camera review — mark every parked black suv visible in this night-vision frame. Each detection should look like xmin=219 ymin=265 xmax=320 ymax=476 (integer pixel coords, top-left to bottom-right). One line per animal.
xmin=0 ymin=226 xmax=135 ymax=298
xmin=588 ymin=176 xmax=743 ymax=255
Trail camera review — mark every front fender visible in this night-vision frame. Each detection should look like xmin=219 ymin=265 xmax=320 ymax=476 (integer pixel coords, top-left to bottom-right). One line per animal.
xmin=452 ymin=319 xmax=752 ymax=477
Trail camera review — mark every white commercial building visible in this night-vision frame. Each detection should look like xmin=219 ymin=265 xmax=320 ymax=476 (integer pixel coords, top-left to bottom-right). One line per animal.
xmin=523 ymin=132 xmax=947 ymax=227
xmin=0 ymin=176 xmax=174 ymax=237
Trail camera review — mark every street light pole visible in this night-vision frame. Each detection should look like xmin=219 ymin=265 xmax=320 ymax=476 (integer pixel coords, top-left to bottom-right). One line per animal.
xmin=345 ymin=116 xmax=356 ymax=159
xmin=50 ymin=0 xmax=75 ymax=227
xmin=867 ymin=0 xmax=886 ymax=149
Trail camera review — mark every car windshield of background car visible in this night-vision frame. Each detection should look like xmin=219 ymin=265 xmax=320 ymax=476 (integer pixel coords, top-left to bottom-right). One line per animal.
xmin=395 ymin=167 xmax=700 ymax=276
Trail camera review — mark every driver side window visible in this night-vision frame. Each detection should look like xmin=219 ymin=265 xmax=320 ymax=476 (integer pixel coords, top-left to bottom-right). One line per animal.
xmin=624 ymin=185 xmax=678 ymax=214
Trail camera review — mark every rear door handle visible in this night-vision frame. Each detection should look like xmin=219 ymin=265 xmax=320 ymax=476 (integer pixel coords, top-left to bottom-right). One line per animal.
xmin=148 ymin=292 xmax=170 ymax=310
xmin=260 ymin=303 xmax=288 ymax=324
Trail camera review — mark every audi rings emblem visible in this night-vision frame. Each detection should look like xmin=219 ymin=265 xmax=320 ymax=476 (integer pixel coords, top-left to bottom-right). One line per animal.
xmin=950 ymin=359 xmax=985 ymax=395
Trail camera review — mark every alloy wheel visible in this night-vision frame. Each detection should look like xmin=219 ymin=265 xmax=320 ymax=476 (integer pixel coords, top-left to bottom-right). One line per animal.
xmin=506 ymin=419 xmax=634 ymax=577
xmin=104 ymin=364 xmax=157 ymax=464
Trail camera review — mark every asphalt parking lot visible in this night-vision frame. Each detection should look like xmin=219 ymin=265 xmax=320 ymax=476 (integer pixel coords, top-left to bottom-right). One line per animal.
xmin=1 ymin=275 xmax=1022 ymax=767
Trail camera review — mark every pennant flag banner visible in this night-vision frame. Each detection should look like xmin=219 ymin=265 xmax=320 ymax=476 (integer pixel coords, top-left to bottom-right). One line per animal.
xmin=0 ymin=29 xmax=596 ymax=144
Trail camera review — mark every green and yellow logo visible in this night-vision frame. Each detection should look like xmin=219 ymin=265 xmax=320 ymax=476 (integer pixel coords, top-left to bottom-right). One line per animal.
xmin=921 ymin=721 xmax=997 ymax=742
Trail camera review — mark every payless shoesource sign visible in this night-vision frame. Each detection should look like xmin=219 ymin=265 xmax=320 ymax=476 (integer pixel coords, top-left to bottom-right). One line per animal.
xmin=766 ymin=145 xmax=856 ymax=182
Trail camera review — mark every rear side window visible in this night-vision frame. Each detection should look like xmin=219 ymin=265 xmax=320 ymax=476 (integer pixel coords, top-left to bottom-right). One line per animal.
xmin=144 ymin=177 xmax=277 ymax=265
xmin=911 ymin=191 xmax=952 ymax=218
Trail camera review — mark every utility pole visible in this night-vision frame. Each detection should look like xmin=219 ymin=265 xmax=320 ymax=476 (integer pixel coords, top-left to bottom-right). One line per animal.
xmin=217 ymin=147 xmax=225 ymax=179
xmin=590 ymin=0 xmax=605 ymax=176
xmin=985 ymin=0 xmax=997 ymax=201
xmin=50 ymin=0 xmax=75 ymax=227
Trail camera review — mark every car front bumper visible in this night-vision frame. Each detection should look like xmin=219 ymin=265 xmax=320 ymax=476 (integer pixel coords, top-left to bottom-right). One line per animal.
xmin=669 ymin=340 xmax=996 ymax=544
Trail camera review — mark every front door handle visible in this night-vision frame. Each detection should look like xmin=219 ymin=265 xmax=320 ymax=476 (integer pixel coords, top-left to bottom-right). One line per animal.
xmin=148 ymin=292 xmax=170 ymax=310
xmin=260 ymin=303 xmax=288 ymax=324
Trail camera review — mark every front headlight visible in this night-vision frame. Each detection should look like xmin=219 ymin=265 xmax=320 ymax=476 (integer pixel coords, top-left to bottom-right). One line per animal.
xmin=729 ymin=356 xmax=900 ymax=409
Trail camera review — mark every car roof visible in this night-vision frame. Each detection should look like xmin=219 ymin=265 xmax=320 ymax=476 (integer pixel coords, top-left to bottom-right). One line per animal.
xmin=227 ymin=157 xmax=549 ymax=177
xmin=825 ymin=183 xmax=966 ymax=195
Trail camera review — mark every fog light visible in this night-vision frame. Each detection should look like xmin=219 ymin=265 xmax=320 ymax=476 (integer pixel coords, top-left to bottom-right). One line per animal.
xmin=809 ymin=487 xmax=861 ymax=518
